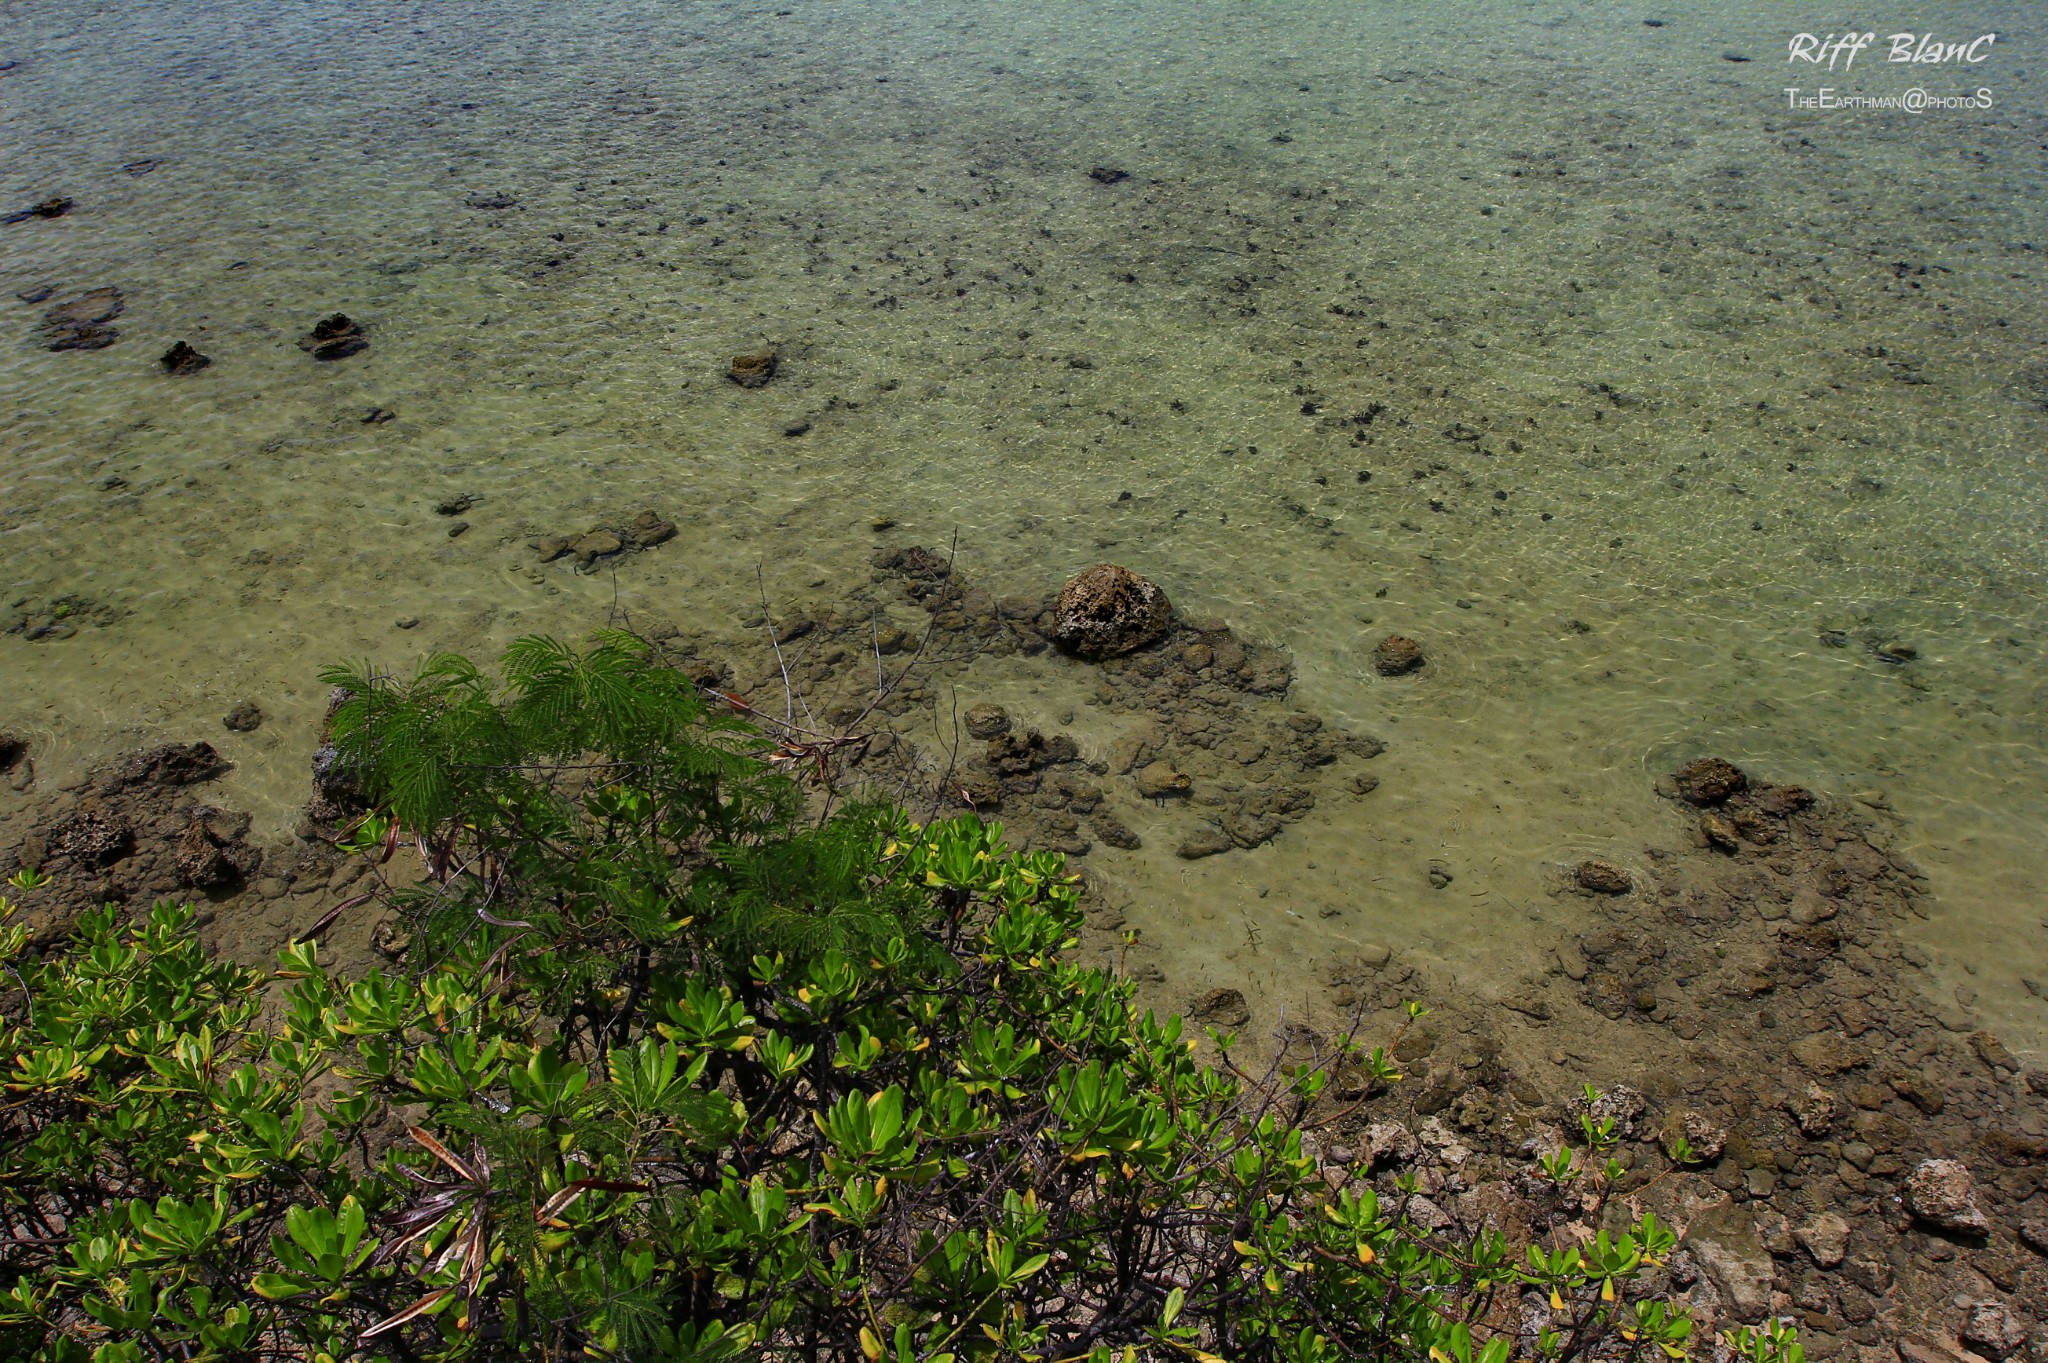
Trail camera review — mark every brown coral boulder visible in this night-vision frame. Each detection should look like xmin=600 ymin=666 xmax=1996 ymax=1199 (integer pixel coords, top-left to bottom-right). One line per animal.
xmin=1674 ymin=757 xmax=1748 ymax=805
xmin=1053 ymin=564 xmax=1172 ymax=659
xmin=1372 ymin=635 xmax=1425 ymax=676
xmin=1574 ymin=859 xmax=1632 ymax=895
xmin=728 ymin=350 xmax=777 ymax=387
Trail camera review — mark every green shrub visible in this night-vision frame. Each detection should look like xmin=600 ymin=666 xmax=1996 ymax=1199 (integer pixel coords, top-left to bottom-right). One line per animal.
xmin=0 ymin=634 xmax=1802 ymax=1363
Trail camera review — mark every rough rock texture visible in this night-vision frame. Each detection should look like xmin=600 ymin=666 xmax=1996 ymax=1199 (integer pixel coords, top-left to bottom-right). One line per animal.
xmin=1054 ymin=564 xmax=1174 ymax=660
xmin=1672 ymin=756 xmax=1747 ymax=805
xmin=626 ymin=510 xmax=676 ymax=547
xmin=160 ymin=341 xmax=211 ymax=375
xmin=1574 ymin=859 xmax=1631 ymax=894
xmin=1371 ymin=635 xmax=1425 ymax=676
xmin=1134 ymin=761 xmax=1191 ymax=799
xmin=1795 ymin=1213 xmax=1852 ymax=1268
xmin=42 ymin=287 xmax=123 ymax=350
xmin=964 ymin=704 xmax=1011 ymax=740
xmin=173 ymin=815 xmax=260 ymax=890
xmin=728 ymin=350 xmax=777 ymax=387
xmin=1965 ymin=1299 xmax=2031 ymax=1356
xmin=1189 ymin=987 xmax=1250 ymax=1028
xmin=2 ymin=742 xmax=260 ymax=946
xmin=1685 ymin=1201 xmax=1775 ymax=1323
xmin=1904 ymin=1158 xmax=1990 ymax=1236
xmin=1665 ymin=1108 xmax=1726 ymax=1162
xmin=298 ymin=313 xmax=366 ymax=361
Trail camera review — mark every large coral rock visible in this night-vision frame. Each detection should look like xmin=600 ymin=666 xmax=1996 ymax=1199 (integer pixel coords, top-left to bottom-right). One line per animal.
xmin=1053 ymin=564 xmax=1172 ymax=659
xmin=1674 ymin=757 xmax=1747 ymax=805
xmin=1904 ymin=1158 xmax=1990 ymax=1236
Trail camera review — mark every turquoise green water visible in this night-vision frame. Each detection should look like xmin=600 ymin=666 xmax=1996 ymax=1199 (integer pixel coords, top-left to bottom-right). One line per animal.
xmin=4 ymin=2 xmax=2045 ymax=1045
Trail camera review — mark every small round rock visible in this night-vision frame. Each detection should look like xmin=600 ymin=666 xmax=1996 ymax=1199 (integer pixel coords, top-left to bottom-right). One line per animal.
xmin=1574 ymin=859 xmax=1632 ymax=895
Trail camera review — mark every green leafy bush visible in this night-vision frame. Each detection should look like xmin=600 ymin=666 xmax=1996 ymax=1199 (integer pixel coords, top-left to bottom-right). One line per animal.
xmin=0 ymin=634 xmax=1803 ymax=1363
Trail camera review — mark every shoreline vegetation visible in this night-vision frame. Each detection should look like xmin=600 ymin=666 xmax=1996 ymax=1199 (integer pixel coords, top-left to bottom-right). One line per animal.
xmin=0 ymin=630 xmax=1798 ymax=1362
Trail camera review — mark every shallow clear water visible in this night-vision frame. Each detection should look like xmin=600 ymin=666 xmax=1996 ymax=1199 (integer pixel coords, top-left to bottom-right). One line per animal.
xmin=4 ymin=1 xmax=2045 ymax=1045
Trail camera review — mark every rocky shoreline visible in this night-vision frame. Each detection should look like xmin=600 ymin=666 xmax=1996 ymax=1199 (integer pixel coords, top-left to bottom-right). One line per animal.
xmin=2 ymin=555 xmax=2043 ymax=1361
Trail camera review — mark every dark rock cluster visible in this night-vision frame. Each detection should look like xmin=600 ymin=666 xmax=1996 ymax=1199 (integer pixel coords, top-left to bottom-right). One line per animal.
xmin=1310 ymin=755 xmax=2048 ymax=1352
xmin=1 ymin=743 xmax=260 ymax=944
xmin=532 ymin=510 xmax=677 ymax=570
xmin=2 ymin=196 xmax=73 ymax=224
xmin=40 ymin=287 xmax=123 ymax=351
xmin=298 ymin=313 xmax=367 ymax=361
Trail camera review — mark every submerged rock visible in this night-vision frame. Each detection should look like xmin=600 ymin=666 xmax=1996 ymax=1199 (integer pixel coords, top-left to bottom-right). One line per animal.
xmin=1093 ymin=814 xmax=1140 ymax=849
xmin=1574 ymin=859 xmax=1632 ymax=894
xmin=1133 ymin=760 xmax=1190 ymax=799
xmin=1189 ymin=987 xmax=1249 ymax=1028
xmin=298 ymin=313 xmax=366 ymax=361
xmin=533 ymin=512 xmax=675 ymax=568
xmin=222 ymin=701 xmax=263 ymax=733
xmin=2 ymin=195 xmax=72 ymax=224
xmin=41 ymin=287 xmax=124 ymax=351
xmin=160 ymin=341 xmax=211 ymax=375
xmin=571 ymin=530 xmax=624 ymax=566
xmin=1054 ymin=563 xmax=1173 ymax=659
xmin=1372 ymin=634 xmax=1425 ymax=676
xmin=111 ymin=742 xmax=228 ymax=789
xmin=963 ymin=703 xmax=1011 ymax=740
xmin=728 ymin=350 xmax=778 ymax=387
xmin=626 ymin=510 xmax=675 ymax=547
xmin=1674 ymin=757 xmax=1747 ymax=805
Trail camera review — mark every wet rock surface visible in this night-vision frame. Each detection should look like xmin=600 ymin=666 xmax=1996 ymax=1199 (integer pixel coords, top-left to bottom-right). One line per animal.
xmin=40 ymin=287 xmax=123 ymax=350
xmin=1189 ymin=986 xmax=1250 ymax=1028
xmin=629 ymin=548 xmax=1385 ymax=867
xmin=1672 ymin=755 xmax=1748 ymax=805
xmin=1573 ymin=859 xmax=1631 ymax=895
xmin=3 ymin=195 xmax=73 ymax=224
xmin=1053 ymin=563 xmax=1173 ymax=659
xmin=531 ymin=510 xmax=676 ymax=570
xmin=1 ymin=743 xmax=260 ymax=944
xmin=728 ymin=349 xmax=777 ymax=387
xmin=159 ymin=340 xmax=210 ymax=374
xmin=5 ymin=572 xmax=2041 ymax=1354
xmin=1371 ymin=634 xmax=1425 ymax=676
xmin=297 ymin=313 xmax=366 ymax=361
